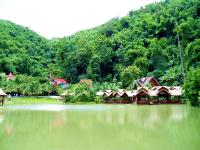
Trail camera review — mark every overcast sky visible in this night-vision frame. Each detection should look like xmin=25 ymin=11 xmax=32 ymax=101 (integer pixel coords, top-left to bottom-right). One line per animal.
xmin=0 ymin=0 xmax=160 ymax=39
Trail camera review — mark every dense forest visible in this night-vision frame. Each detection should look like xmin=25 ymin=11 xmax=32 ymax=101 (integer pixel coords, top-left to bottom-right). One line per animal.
xmin=0 ymin=0 xmax=199 ymax=105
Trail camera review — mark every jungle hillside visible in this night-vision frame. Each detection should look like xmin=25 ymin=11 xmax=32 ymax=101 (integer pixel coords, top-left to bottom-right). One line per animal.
xmin=0 ymin=0 xmax=199 ymax=105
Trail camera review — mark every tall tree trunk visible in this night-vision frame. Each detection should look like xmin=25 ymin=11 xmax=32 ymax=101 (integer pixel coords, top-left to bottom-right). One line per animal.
xmin=177 ymin=32 xmax=186 ymax=81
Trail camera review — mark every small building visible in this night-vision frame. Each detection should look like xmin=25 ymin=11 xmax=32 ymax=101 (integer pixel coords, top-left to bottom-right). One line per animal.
xmin=113 ymin=89 xmax=130 ymax=103
xmin=96 ymin=86 xmax=182 ymax=105
xmin=52 ymin=78 xmax=68 ymax=88
xmin=0 ymin=89 xmax=7 ymax=106
xmin=134 ymin=87 xmax=150 ymax=104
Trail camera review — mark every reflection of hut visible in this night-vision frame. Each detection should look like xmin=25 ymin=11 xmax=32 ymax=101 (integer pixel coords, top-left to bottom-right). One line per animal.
xmin=0 ymin=89 xmax=7 ymax=106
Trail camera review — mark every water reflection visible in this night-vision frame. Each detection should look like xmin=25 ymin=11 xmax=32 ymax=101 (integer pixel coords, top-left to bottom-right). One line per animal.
xmin=0 ymin=105 xmax=199 ymax=150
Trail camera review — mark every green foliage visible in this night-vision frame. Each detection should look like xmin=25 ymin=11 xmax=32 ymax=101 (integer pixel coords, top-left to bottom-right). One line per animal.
xmin=0 ymin=0 xmax=200 ymax=106
xmin=184 ymin=68 xmax=200 ymax=106
xmin=0 ymin=20 xmax=56 ymax=77
xmin=0 ymin=74 xmax=54 ymax=96
xmin=121 ymin=65 xmax=141 ymax=87
xmin=53 ymin=0 xmax=200 ymax=86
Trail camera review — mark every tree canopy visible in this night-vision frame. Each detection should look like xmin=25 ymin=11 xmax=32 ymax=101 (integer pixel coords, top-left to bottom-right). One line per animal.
xmin=0 ymin=0 xmax=199 ymax=104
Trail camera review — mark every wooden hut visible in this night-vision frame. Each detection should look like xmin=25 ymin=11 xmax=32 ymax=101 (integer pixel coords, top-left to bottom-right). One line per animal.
xmin=149 ymin=86 xmax=182 ymax=104
xmin=103 ymin=90 xmax=113 ymax=102
xmin=169 ymin=86 xmax=182 ymax=103
xmin=0 ymin=89 xmax=7 ymax=106
xmin=113 ymin=89 xmax=130 ymax=103
xmin=156 ymin=86 xmax=171 ymax=103
xmin=135 ymin=87 xmax=150 ymax=104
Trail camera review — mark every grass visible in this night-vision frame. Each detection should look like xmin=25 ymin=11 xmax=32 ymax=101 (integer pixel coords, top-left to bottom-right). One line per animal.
xmin=5 ymin=97 xmax=63 ymax=105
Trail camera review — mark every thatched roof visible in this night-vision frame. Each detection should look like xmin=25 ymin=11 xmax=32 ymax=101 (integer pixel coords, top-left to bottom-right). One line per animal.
xmin=96 ymin=91 xmax=104 ymax=96
xmin=114 ymin=89 xmax=127 ymax=97
xmin=0 ymin=89 xmax=7 ymax=96
xmin=169 ymin=86 xmax=182 ymax=96
xmin=149 ymin=86 xmax=182 ymax=96
xmin=126 ymin=91 xmax=136 ymax=97
xmin=104 ymin=90 xmax=113 ymax=97
xmin=96 ymin=86 xmax=182 ymax=98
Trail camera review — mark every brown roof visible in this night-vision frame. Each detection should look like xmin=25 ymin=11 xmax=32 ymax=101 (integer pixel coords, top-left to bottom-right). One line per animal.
xmin=135 ymin=87 xmax=149 ymax=96
xmin=113 ymin=89 xmax=128 ymax=97
xmin=136 ymin=77 xmax=160 ymax=87
xmin=149 ymin=86 xmax=182 ymax=96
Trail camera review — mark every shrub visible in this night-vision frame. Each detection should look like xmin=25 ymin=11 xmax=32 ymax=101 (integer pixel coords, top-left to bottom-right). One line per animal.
xmin=184 ymin=68 xmax=200 ymax=106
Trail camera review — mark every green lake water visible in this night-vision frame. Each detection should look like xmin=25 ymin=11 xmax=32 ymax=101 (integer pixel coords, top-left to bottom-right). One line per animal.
xmin=0 ymin=104 xmax=200 ymax=150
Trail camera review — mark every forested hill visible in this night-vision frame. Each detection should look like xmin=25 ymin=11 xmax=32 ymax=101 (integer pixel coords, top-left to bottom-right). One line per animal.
xmin=0 ymin=20 xmax=55 ymax=77
xmin=54 ymin=0 xmax=200 ymax=86
xmin=0 ymin=0 xmax=200 ymax=88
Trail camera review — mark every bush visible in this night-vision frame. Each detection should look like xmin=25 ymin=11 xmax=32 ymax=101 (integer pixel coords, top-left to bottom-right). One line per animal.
xmin=94 ymin=96 xmax=104 ymax=104
xmin=73 ymin=93 xmax=91 ymax=102
xmin=64 ymin=95 xmax=72 ymax=103
xmin=184 ymin=68 xmax=200 ymax=106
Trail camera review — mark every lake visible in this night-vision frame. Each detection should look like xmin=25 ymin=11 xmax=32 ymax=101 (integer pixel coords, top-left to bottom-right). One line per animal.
xmin=0 ymin=104 xmax=200 ymax=150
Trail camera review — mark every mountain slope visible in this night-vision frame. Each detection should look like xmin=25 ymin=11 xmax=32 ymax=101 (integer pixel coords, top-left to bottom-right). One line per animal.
xmin=54 ymin=0 xmax=200 ymax=86
xmin=0 ymin=20 xmax=55 ymax=76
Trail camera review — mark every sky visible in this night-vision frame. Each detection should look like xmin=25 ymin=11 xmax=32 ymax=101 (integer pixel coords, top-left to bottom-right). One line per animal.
xmin=0 ymin=0 xmax=160 ymax=39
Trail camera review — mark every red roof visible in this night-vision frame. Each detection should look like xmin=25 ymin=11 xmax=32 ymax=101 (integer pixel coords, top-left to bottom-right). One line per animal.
xmin=53 ymin=78 xmax=67 ymax=84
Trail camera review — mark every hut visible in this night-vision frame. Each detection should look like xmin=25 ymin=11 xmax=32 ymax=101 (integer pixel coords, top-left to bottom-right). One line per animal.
xmin=169 ymin=86 xmax=182 ymax=103
xmin=134 ymin=87 xmax=150 ymax=104
xmin=113 ymin=89 xmax=130 ymax=103
xmin=52 ymin=78 xmax=68 ymax=88
xmin=102 ymin=90 xmax=113 ymax=102
xmin=155 ymin=86 xmax=171 ymax=104
xmin=126 ymin=91 xmax=136 ymax=103
xmin=0 ymin=89 xmax=7 ymax=106
xmin=149 ymin=86 xmax=182 ymax=104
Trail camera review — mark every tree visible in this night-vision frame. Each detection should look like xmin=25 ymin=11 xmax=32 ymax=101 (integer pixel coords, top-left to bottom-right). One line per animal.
xmin=184 ymin=68 xmax=200 ymax=106
xmin=121 ymin=65 xmax=141 ymax=88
